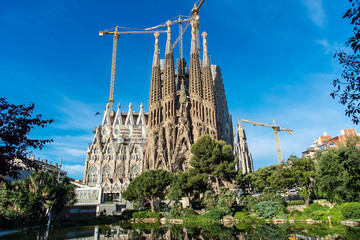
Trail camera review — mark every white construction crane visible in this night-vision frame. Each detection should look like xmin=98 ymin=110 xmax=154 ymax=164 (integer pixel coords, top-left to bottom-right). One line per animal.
xmin=99 ymin=27 xmax=166 ymax=115
xmin=241 ymin=118 xmax=293 ymax=164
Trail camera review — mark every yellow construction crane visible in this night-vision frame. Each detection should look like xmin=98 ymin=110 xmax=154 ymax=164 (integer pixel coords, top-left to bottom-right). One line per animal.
xmin=145 ymin=0 xmax=206 ymax=59
xmin=241 ymin=118 xmax=293 ymax=164
xmin=99 ymin=27 xmax=166 ymax=115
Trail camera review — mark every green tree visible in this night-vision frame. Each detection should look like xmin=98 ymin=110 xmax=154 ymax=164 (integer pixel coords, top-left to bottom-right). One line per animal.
xmin=268 ymin=163 xmax=293 ymax=192
xmin=0 ymin=97 xmax=54 ymax=180
xmin=315 ymin=138 xmax=360 ymax=203
xmin=331 ymin=0 xmax=360 ymax=124
xmin=0 ymin=171 xmax=76 ymax=227
xmin=217 ymin=186 xmax=236 ymax=214
xmin=287 ymin=155 xmax=315 ymax=207
xmin=167 ymin=169 xmax=208 ymax=207
xmin=246 ymin=165 xmax=278 ymax=192
xmin=122 ymin=169 xmax=173 ymax=212
xmin=190 ymin=135 xmax=236 ymax=194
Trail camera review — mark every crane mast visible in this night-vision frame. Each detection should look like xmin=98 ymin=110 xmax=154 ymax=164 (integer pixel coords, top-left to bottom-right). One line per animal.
xmin=241 ymin=118 xmax=293 ymax=164
xmin=99 ymin=27 xmax=166 ymax=115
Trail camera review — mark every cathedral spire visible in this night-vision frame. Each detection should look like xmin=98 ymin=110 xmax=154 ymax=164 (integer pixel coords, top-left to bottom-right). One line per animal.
xmin=149 ymin=31 xmax=162 ymax=108
xmin=202 ymin=31 xmax=209 ymax=67
xmin=163 ymin=20 xmax=175 ymax=100
xmin=165 ymin=20 xmax=172 ymax=54
xmin=189 ymin=20 xmax=202 ymax=98
xmin=190 ymin=20 xmax=197 ymax=54
xmin=152 ymin=31 xmax=160 ymax=67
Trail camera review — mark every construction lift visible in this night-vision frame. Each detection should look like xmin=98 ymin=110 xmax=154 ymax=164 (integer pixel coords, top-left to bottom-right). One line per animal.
xmin=241 ymin=118 xmax=293 ymax=164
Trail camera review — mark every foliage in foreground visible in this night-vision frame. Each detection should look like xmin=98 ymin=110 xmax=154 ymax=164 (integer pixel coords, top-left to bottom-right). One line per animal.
xmin=0 ymin=97 xmax=54 ymax=180
xmin=332 ymin=0 xmax=360 ymax=124
xmin=0 ymin=171 xmax=76 ymax=228
xmin=122 ymin=169 xmax=173 ymax=212
xmin=315 ymin=138 xmax=360 ymax=203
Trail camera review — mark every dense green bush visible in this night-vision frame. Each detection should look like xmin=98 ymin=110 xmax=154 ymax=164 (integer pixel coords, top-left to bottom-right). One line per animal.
xmin=170 ymin=203 xmax=183 ymax=218
xmin=288 ymin=210 xmax=304 ymax=220
xmin=341 ymin=202 xmax=360 ymax=220
xmin=204 ymin=207 xmax=225 ymax=220
xmin=132 ymin=210 xmax=161 ymax=220
xmin=234 ymin=209 xmax=250 ymax=220
xmin=302 ymin=203 xmax=330 ymax=221
xmin=286 ymin=200 xmax=305 ymax=206
xmin=329 ymin=205 xmax=345 ymax=222
xmin=254 ymin=201 xmax=284 ymax=219
xmin=239 ymin=195 xmax=258 ymax=212
xmin=183 ymin=208 xmax=196 ymax=217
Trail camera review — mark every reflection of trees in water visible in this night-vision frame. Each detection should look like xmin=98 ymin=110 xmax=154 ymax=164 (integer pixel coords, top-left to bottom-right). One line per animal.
xmin=252 ymin=224 xmax=288 ymax=240
xmin=93 ymin=222 xmax=352 ymax=240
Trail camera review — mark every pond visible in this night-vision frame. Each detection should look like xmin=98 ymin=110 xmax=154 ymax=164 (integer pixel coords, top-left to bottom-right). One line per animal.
xmin=2 ymin=222 xmax=360 ymax=240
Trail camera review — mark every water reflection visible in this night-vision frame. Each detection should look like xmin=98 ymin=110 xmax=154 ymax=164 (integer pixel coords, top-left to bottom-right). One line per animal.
xmin=3 ymin=222 xmax=360 ymax=240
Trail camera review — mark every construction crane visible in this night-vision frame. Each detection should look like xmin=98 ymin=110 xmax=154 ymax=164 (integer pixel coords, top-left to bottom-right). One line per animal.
xmin=191 ymin=0 xmax=206 ymax=52
xmin=99 ymin=27 xmax=166 ymax=115
xmin=241 ymin=118 xmax=293 ymax=164
xmin=145 ymin=0 xmax=206 ymax=60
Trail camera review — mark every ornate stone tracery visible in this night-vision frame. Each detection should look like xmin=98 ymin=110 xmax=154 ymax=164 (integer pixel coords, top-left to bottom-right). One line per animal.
xmin=83 ymin=25 xmax=253 ymax=204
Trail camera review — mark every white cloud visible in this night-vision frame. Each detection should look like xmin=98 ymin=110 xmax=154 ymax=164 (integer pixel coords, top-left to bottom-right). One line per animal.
xmin=315 ymin=39 xmax=331 ymax=54
xmin=315 ymin=39 xmax=344 ymax=55
xmin=301 ymin=0 xmax=326 ymax=27
xmin=55 ymin=96 xmax=103 ymax=131
xmin=62 ymin=164 xmax=84 ymax=180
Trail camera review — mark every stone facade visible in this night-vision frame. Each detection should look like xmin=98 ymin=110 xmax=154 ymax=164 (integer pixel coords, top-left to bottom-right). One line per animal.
xmin=145 ymin=21 xmax=236 ymax=172
xmin=83 ymin=21 xmax=253 ymax=203
xmin=83 ymin=103 xmax=147 ymax=202
xmin=234 ymin=119 xmax=254 ymax=174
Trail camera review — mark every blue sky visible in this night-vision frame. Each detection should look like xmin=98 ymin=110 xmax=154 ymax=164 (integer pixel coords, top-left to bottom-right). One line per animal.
xmin=0 ymin=0 xmax=356 ymax=180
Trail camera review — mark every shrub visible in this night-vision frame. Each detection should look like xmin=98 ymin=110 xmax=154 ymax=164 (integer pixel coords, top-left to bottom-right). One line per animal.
xmin=302 ymin=203 xmax=331 ymax=221
xmin=309 ymin=203 xmax=330 ymax=212
xmin=132 ymin=210 xmax=148 ymax=219
xmin=286 ymin=200 xmax=305 ymax=206
xmin=132 ymin=210 xmax=161 ymax=220
xmin=341 ymin=202 xmax=360 ymax=220
xmin=121 ymin=209 xmax=137 ymax=221
xmin=329 ymin=205 xmax=345 ymax=222
xmin=254 ymin=201 xmax=284 ymax=219
xmin=170 ymin=203 xmax=183 ymax=218
xmin=288 ymin=210 xmax=303 ymax=219
xmin=239 ymin=195 xmax=257 ymax=212
xmin=183 ymin=208 xmax=195 ymax=217
xmin=234 ymin=209 xmax=250 ymax=220
xmin=204 ymin=207 xmax=225 ymax=220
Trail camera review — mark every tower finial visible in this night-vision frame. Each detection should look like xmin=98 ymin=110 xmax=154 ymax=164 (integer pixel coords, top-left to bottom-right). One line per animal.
xmin=202 ymin=31 xmax=209 ymax=66
xmin=190 ymin=20 xmax=197 ymax=54
xmin=165 ymin=20 xmax=172 ymax=54
xmin=152 ymin=31 xmax=160 ymax=67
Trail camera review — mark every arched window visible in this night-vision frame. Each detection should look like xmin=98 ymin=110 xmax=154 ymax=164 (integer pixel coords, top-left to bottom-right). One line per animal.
xmin=117 ymin=166 xmax=125 ymax=178
xmin=103 ymin=165 xmax=112 ymax=180
xmin=131 ymin=165 xmax=140 ymax=179
xmin=88 ymin=166 xmax=98 ymax=183
xmin=131 ymin=147 xmax=141 ymax=163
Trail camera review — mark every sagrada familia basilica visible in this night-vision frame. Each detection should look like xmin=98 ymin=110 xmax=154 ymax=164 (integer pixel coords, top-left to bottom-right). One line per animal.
xmin=82 ymin=20 xmax=253 ymax=203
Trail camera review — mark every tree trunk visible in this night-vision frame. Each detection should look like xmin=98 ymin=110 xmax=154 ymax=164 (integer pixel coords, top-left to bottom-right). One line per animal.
xmin=150 ymin=198 xmax=155 ymax=212
xmin=187 ymin=193 xmax=192 ymax=209
xmin=306 ymin=188 xmax=311 ymax=207
xmin=215 ymin=177 xmax=220 ymax=194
